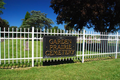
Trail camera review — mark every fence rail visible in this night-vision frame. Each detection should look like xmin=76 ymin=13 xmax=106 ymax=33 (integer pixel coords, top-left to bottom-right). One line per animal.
xmin=0 ymin=27 xmax=120 ymax=67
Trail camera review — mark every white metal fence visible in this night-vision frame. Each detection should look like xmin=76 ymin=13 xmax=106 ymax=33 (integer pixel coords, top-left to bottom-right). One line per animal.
xmin=0 ymin=27 xmax=120 ymax=67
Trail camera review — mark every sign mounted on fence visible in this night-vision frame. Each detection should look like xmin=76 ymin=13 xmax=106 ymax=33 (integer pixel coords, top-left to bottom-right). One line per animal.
xmin=43 ymin=36 xmax=77 ymax=58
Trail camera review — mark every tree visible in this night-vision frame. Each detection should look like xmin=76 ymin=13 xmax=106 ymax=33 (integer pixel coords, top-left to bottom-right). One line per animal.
xmin=0 ymin=18 xmax=9 ymax=31
xmin=0 ymin=18 xmax=9 ymax=37
xmin=24 ymin=11 xmax=30 ymax=21
xmin=64 ymin=22 xmax=74 ymax=30
xmin=50 ymin=0 xmax=120 ymax=52
xmin=52 ymin=26 xmax=59 ymax=30
xmin=0 ymin=0 xmax=5 ymax=15
xmin=9 ymin=26 xmax=17 ymax=31
xmin=9 ymin=26 xmax=18 ymax=37
xmin=21 ymin=11 xmax=30 ymax=28
xmin=45 ymin=26 xmax=64 ymax=36
xmin=21 ymin=10 xmax=54 ymax=31
xmin=47 ymin=26 xmax=59 ymax=33
xmin=50 ymin=0 xmax=120 ymax=33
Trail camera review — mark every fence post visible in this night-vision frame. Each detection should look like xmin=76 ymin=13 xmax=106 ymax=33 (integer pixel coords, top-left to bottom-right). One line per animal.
xmin=82 ymin=29 xmax=85 ymax=63
xmin=115 ymin=32 xmax=118 ymax=59
xmin=32 ymin=27 xmax=34 ymax=67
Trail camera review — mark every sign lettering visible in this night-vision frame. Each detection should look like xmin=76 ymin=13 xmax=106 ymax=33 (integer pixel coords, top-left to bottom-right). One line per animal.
xmin=43 ymin=36 xmax=77 ymax=58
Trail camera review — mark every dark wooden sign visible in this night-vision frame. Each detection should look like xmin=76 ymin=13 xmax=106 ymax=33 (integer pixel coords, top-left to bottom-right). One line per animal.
xmin=43 ymin=36 xmax=77 ymax=58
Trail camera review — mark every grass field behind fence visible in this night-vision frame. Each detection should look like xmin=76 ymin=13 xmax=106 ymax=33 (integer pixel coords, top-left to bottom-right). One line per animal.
xmin=0 ymin=58 xmax=120 ymax=80
xmin=1 ymin=39 xmax=43 ymax=58
xmin=0 ymin=39 xmax=120 ymax=66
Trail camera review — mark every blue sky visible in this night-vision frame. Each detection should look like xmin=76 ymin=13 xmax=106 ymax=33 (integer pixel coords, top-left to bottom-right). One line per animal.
xmin=0 ymin=0 xmax=94 ymax=31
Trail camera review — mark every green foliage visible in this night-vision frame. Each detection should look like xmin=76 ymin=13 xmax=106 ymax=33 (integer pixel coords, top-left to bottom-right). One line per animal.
xmin=64 ymin=25 xmax=73 ymax=30
xmin=51 ymin=26 xmax=59 ymax=33
xmin=0 ymin=18 xmax=9 ymax=31
xmin=0 ymin=0 xmax=5 ymax=15
xmin=0 ymin=18 xmax=9 ymax=37
xmin=2 ymin=19 xmax=9 ymax=25
xmin=21 ymin=10 xmax=54 ymax=30
xmin=21 ymin=11 xmax=31 ymax=28
xmin=9 ymin=26 xmax=17 ymax=31
xmin=25 ymin=11 xmax=30 ymax=21
xmin=64 ymin=22 xmax=74 ymax=30
xmin=50 ymin=0 xmax=120 ymax=32
xmin=8 ymin=26 xmax=18 ymax=37
xmin=46 ymin=26 xmax=64 ymax=35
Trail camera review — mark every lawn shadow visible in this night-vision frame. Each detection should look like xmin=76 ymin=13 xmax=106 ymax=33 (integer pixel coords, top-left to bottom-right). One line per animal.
xmin=43 ymin=58 xmax=74 ymax=66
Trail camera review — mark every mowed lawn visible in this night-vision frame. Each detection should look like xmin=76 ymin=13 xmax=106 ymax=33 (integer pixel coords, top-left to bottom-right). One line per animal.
xmin=0 ymin=39 xmax=43 ymax=58
xmin=0 ymin=58 xmax=120 ymax=80
xmin=1 ymin=39 xmax=118 ymax=59
xmin=0 ymin=39 xmax=120 ymax=64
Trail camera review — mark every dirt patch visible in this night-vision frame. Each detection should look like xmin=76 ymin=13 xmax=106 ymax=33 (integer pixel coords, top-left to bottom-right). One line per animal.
xmin=14 ymin=67 xmax=31 ymax=70
xmin=84 ymin=57 xmax=114 ymax=62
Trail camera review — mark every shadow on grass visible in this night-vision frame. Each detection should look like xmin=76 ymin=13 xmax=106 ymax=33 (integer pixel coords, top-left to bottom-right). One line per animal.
xmin=1 ymin=56 xmax=120 ymax=69
xmin=0 ymin=62 xmax=31 ymax=69
xmin=43 ymin=59 xmax=74 ymax=66
xmin=0 ymin=58 xmax=81 ymax=69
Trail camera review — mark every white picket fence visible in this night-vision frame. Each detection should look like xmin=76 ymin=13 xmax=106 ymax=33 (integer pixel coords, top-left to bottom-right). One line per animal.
xmin=0 ymin=27 xmax=120 ymax=67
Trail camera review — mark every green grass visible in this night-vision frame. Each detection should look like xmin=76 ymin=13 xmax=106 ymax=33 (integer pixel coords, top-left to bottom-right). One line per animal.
xmin=1 ymin=39 xmax=43 ymax=58
xmin=1 ymin=39 xmax=119 ymax=59
xmin=0 ymin=58 xmax=120 ymax=80
xmin=0 ymin=39 xmax=120 ymax=66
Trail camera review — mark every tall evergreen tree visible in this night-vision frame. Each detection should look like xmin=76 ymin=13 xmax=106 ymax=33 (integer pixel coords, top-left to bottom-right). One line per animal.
xmin=21 ymin=11 xmax=30 ymax=28
xmin=25 ymin=11 xmax=30 ymax=21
